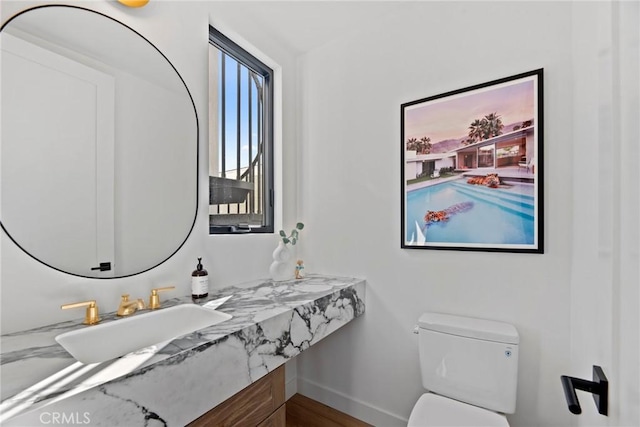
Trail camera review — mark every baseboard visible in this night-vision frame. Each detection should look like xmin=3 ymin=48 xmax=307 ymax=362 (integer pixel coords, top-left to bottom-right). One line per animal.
xmin=285 ymin=376 xmax=297 ymax=401
xmin=296 ymin=377 xmax=407 ymax=427
xmin=284 ymin=359 xmax=297 ymax=401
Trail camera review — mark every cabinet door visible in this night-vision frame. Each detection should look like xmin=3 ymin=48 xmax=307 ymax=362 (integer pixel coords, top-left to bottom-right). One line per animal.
xmin=188 ymin=366 xmax=284 ymax=427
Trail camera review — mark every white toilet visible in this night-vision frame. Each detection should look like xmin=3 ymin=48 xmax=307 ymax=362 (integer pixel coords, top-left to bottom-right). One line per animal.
xmin=408 ymin=312 xmax=519 ymax=426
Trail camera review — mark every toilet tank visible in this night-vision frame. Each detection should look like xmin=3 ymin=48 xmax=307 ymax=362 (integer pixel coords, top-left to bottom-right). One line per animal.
xmin=418 ymin=312 xmax=519 ymax=414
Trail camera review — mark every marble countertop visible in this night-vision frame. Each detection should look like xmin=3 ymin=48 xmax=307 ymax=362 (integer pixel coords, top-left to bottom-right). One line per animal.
xmin=0 ymin=274 xmax=366 ymax=426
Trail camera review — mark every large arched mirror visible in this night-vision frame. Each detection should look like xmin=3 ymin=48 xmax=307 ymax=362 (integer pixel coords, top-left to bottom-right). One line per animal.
xmin=0 ymin=5 xmax=198 ymax=278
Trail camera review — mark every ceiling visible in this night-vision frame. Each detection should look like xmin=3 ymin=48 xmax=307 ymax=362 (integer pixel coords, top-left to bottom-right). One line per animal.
xmin=211 ymin=1 xmax=405 ymax=55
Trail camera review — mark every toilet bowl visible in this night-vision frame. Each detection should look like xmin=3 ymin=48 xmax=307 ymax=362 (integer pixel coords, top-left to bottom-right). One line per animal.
xmin=408 ymin=393 xmax=509 ymax=427
xmin=409 ymin=312 xmax=519 ymax=427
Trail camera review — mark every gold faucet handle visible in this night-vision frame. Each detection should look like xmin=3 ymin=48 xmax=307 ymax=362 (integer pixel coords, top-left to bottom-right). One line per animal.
xmin=61 ymin=300 xmax=100 ymax=325
xmin=149 ymin=286 xmax=175 ymax=309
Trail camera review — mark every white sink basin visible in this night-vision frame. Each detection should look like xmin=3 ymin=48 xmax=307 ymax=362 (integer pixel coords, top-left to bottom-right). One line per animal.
xmin=55 ymin=304 xmax=232 ymax=364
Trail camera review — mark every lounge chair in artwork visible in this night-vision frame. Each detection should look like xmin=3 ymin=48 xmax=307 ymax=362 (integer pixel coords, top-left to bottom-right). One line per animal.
xmin=518 ymin=157 xmax=534 ymax=172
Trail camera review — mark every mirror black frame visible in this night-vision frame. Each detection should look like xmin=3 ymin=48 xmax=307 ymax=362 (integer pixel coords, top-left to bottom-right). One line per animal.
xmin=0 ymin=4 xmax=199 ymax=279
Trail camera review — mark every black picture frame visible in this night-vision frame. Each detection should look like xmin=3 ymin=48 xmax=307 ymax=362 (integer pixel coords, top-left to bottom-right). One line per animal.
xmin=401 ymin=69 xmax=543 ymax=253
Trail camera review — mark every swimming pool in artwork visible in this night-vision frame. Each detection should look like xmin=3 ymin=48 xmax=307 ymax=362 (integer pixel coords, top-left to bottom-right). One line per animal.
xmin=405 ymin=178 xmax=536 ymax=245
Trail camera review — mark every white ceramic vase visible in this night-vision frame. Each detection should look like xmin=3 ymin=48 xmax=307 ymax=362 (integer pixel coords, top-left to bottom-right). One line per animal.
xmin=269 ymin=241 xmax=292 ymax=281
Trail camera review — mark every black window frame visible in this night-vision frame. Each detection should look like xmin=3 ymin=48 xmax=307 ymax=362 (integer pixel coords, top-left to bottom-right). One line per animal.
xmin=208 ymin=26 xmax=274 ymax=235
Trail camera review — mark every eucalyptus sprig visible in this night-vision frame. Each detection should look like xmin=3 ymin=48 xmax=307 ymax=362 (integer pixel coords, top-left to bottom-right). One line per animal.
xmin=279 ymin=222 xmax=304 ymax=245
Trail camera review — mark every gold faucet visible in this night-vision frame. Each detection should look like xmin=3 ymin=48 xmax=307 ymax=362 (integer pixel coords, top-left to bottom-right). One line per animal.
xmin=148 ymin=286 xmax=175 ymax=310
xmin=61 ymin=300 xmax=101 ymax=325
xmin=117 ymin=294 xmax=145 ymax=316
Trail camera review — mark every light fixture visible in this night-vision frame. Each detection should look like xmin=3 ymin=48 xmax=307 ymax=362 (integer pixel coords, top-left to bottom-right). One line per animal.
xmin=117 ymin=0 xmax=149 ymax=8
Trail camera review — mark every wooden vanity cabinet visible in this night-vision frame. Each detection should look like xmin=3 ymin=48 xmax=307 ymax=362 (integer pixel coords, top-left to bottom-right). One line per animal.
xmin=257 ymin=404 xmax=286 ymax=427
xmin=188 ymin=366 xmax=285 ymax=427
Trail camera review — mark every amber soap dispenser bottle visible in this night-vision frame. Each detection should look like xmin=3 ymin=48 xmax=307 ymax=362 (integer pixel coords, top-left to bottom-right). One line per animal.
xmin=191 ymin=257 xmax=209 ymax=299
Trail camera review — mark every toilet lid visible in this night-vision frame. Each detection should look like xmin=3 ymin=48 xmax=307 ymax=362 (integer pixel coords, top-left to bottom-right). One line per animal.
xmin=408 ymin=393 xmax=510 ymax=427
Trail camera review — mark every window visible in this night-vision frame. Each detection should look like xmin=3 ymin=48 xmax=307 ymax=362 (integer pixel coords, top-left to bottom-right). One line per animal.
xmin=208 ymin=27 xmax=274 ymax=234
xmin=478 ymin=145 xmax=495 ymax=168
xmin=496 ymin=145 xmax=519 ymax=159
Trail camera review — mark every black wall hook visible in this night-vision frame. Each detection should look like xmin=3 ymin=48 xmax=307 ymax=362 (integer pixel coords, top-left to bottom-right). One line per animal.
xmin=561 ymin=365 xmax=608 ymax=416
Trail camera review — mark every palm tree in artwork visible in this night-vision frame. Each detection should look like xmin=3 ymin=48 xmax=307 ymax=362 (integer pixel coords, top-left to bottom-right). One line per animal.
xmin=483 ymin=112 xmax=504 ymax=139
xmin=466 ymin=119 xmax=484 ymax=145
xmin=419 ymin=136 xmax=432 ymax=154
xmin=406 ymin=137 xmax=418 ymax=152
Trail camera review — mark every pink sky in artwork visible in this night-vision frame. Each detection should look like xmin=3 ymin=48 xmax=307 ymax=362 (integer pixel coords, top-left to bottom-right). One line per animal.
xmin=404 ymin=78 xmax=536 ymax=143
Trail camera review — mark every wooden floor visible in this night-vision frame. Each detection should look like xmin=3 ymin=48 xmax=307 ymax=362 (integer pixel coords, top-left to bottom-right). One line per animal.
xmin=286 ymin=394 xmax=372 ymax=427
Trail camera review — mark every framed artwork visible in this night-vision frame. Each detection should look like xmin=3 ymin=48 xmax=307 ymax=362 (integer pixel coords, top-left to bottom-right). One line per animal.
xmin=401 ymin=69 xmax=543 ymax=253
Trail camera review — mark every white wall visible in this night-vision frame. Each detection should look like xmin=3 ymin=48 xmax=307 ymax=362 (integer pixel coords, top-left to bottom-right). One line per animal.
xmin=0 ymin=0 xmax=299 ymax=333
xmin=296 ymin=2 xmax=576 ymax=426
